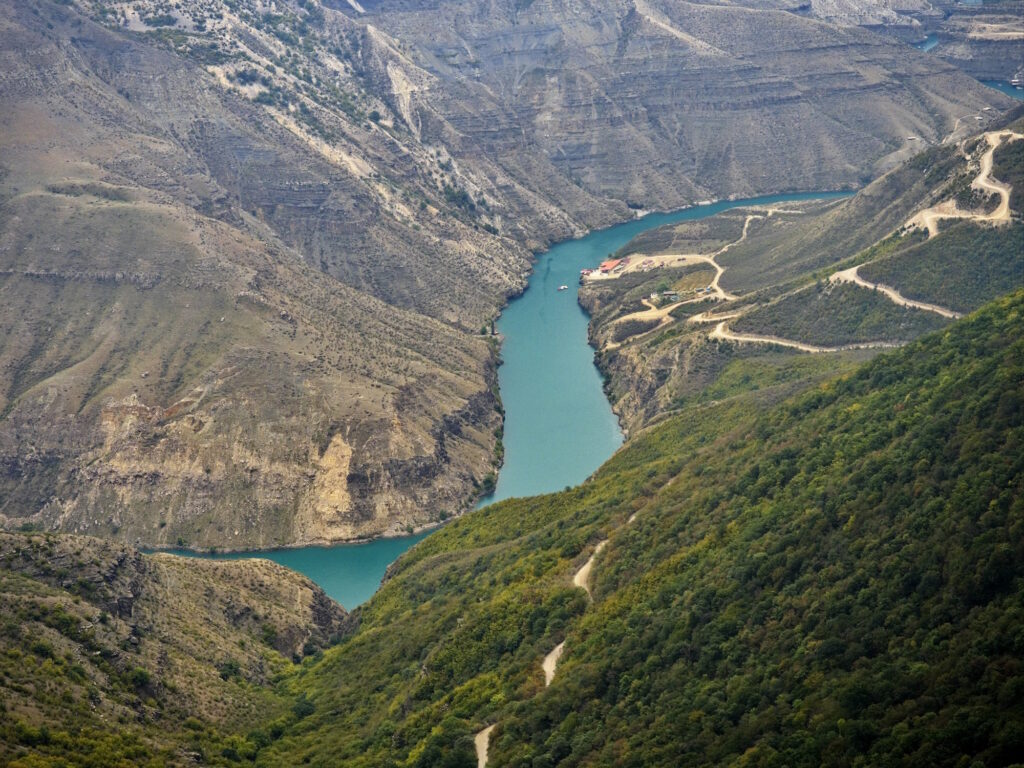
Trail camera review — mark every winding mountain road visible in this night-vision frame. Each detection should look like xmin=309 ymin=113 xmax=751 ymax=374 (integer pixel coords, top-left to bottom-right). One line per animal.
xmin=906 ymin=130 xmax=1022 ymax=238
xmin=602 ymin=212 xmax=772 ymax=347
xmin=709 ymin=321 xmax=901 ymax=354
xmin=474 ymin=533 xmax=620 ymax=766
xmin=830 ymin=266 xmax=962 ymax=318
xmin=701 ymin=132 xmax=1022 ymax=347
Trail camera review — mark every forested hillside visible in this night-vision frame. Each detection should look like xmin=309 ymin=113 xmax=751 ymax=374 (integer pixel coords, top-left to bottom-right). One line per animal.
xmin=251 ymin=292 xmax=1024 ymax=767
xmin=2 ymin=291 xmax=1020 ymax=766
xmin=0 ymin=534 xmax=351 ymax=766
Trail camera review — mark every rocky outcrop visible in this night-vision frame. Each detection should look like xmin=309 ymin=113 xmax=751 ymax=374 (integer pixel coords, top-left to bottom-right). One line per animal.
xmin=0 ymin=532 xmax=352 ymax=651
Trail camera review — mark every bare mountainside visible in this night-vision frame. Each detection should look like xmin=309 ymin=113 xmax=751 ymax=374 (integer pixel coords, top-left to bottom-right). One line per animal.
xmin=0 ymin=0 xmax=1012 ymax=550
xmin=348 ymin=0 xmax=1011 ymax=206
xmin=0 ymin=1 xmax=508 ymax=549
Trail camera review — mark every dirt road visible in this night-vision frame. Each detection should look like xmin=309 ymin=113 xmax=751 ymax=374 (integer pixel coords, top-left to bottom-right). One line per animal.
xmin=907 ymin=130 xmax=1022 ymax=237
xmin=830 ymin=266 xmax=962 ymax=318
xmin=710 ymin=321 xmax=901 ymax=353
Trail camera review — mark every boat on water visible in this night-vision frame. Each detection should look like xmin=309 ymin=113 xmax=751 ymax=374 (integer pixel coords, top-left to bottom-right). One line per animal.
xmin=558 ymin=285 xmax=569 ymax=291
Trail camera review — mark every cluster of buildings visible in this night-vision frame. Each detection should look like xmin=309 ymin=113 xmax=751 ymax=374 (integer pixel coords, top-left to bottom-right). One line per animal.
xmin=580 ymin=257 xmax=628 ymax=281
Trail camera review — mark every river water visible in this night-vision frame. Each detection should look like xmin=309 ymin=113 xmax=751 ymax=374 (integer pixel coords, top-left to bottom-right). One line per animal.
xmin=914 ymin=34 xmax=939 ymax=52
xmin=981 ymin=81 xmax=1024 ymax=101
xmin=168 ymin=191 xmax=849 ymax=609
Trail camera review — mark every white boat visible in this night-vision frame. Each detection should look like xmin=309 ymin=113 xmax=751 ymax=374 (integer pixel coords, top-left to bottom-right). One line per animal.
xmin=558 ymin=285 xmax=569 ymax=291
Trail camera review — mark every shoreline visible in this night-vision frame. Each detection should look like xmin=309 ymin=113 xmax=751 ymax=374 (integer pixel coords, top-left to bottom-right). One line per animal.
xmin=145 ymin=189 xmax=855 ymax=557
xmin=142 ymin=516 xmax=452 ymax=557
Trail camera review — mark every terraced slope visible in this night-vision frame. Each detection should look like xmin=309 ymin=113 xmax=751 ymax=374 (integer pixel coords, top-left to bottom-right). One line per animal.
xmin=355 ymin=0 xmax=1011 ymax=209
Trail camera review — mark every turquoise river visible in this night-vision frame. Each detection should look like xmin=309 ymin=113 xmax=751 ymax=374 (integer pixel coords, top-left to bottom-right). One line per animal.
xmin=170 ymin=191 xmax=850 ymax=609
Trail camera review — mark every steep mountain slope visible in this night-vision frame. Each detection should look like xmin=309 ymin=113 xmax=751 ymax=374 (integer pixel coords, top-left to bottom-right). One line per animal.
xmin=6 ymin=291 xmax=1020 ymax=767
xmin=0 ymin=0 xmax=1011 ymax=548
xmin=250 ymin=290 xmax=1024 ymax=767
xmin=0 ymin=532 xmax=351 ymax=766
xmin=918 ymin=1 xmax=1024 ymax=83
xmin=0 ymin=0 xmax=509 ymax=547
xmin=352 ymin=0 xmax=1012 ymax=207
xmin=581 ymin=117 xmax=1023 ymax=432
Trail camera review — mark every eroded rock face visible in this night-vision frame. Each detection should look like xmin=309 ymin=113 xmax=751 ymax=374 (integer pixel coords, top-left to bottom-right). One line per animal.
xmin=0 ymin=1 xmax=505 ymax=549
xmin=0 ymin=0 xmax=1011 ymax=550
xmin=355 ymin=0 xmax=1011 ymax=210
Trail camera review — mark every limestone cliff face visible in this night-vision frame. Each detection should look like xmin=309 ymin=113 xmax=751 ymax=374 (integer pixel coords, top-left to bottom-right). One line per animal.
xmin=0 ymin=0 xmax=1012 ymax=550
xmin=353 ymin=0 xmax=1012 ymax=215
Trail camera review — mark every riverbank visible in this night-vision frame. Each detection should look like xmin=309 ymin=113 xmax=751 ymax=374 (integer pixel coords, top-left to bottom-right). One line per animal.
xmin=157 ymin=192 xmax=853 ymax=609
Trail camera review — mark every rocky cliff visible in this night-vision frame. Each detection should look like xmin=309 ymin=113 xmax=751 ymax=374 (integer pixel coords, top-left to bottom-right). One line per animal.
xmin=352 ymin=0 xmax=1011 ymax=210
xmin=0 ymin=0 xmax=1012 ymax=550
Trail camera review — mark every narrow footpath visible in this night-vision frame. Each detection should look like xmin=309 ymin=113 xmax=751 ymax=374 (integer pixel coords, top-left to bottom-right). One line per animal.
xmin=474 ymin=535 xmax=618 ymax=766
xmin=475 ymin=725 xmax=495 ymax=768
xmin=542 ymin=540 xmax=606 ymax=688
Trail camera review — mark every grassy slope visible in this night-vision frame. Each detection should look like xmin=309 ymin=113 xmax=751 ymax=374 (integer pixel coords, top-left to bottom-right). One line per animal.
xmin=716 ymin=146 xmax=963 ymax=294
xmin=583 ymin=120 xmax=1024 ymax=435
xmin=731 ymin=281 xmax=951 ymax=346
xmin=859 ymin=221 xmax=1024 ymax=314
xmin=253 ymin=292 xmax=1023 ymax=767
